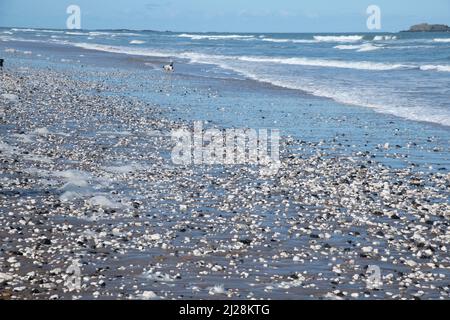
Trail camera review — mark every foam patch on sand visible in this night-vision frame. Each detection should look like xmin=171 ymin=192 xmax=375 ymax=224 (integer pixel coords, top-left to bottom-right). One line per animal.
xmin=0 ymin=141 xmax=52 ymax=163
xmin=53 ymin=170 xmax=128 ymax=210
xmin=0 ymin=141 xmax=15 ymax=155
xmin=103 ymin=163 xmax=146 ymax=174
xmin=33 ymin=127 xmax=51 ymax=136
xmin=55 ymin=170 xmax=94 ymax=202
xmin=87 ymin=195 xmax=124 ymax=209
xmin=1 ymin=93 xmax=19 ymax=102
xmin=13 ymin=133 xmax=35 ymax=143
xmin=96 ymin=130 xmax=132 ymax=136
xmin=55 ymin=170 xmax=91 ymax=184
xmin=23 ymin=154 xmax=53 ymax=163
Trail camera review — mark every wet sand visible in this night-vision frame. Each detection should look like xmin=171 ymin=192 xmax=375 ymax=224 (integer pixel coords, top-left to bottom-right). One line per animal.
xmin=1 ymin=64 xmax=449 ymax=300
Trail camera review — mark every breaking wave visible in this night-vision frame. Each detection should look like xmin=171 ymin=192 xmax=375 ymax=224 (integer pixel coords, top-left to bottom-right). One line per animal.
xmin=313 ymin=35 xmax=364 ymax=43
xmin=334 ymin=43 xmax=383 ymax=52
xmin=178 ymin=34 xmax=255 ymax=41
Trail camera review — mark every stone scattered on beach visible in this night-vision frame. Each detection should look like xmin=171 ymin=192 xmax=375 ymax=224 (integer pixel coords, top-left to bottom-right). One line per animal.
xmin=0 ymin=64 xmax=448 ymax=301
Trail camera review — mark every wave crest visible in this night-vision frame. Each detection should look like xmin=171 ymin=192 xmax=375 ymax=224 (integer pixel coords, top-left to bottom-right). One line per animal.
xmin=178 ymin=34 xmax=254 ymax=41
xmin=420 ymin=64 xmax=450 ymax=72
xmin=313 ymin=35 xmax=363 ymax=43
xmin=334 ymin=43 xmax=382 ymax=52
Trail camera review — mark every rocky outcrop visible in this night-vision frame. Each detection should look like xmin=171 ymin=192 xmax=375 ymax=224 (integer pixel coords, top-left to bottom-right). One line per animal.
xmin=404 ymin=23 xmax=450 ymax=32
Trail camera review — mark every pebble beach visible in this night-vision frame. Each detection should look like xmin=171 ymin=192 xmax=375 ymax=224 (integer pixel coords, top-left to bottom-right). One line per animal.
xmin=1 ymin=35 xmax=450 ymax=300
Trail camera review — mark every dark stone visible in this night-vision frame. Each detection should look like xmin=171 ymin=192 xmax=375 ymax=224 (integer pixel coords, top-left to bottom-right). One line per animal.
xmin=41 ymin=238 xmax=52 ymax=245
xmin=240 ymin=239 xmax=252 ymax=245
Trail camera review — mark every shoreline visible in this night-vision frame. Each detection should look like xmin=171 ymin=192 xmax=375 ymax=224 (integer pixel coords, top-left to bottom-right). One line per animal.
xmin=2 ymin=36 xmax=450 ymax=129
xmin=1 ymin=65 xmax=449 ymax=300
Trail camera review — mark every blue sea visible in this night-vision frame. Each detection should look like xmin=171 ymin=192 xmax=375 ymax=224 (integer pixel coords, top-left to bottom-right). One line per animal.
xmin=2 ymin=28 xmax=450 ymax=126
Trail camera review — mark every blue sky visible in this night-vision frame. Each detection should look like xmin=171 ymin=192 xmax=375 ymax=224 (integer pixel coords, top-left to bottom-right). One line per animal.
xmin=0 ymin=0 xmax=449 ymax=32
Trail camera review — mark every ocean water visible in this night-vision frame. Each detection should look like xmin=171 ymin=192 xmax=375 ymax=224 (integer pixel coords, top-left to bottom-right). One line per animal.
xmin=1 ymin=28 xmax=450 ymax=127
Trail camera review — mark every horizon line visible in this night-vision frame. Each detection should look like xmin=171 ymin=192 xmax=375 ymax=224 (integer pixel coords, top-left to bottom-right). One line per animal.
xmin=0 ymin=25 xmax=409 ymax=34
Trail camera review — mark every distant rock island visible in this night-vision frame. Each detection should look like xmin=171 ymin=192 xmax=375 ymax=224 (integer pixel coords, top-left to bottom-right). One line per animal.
xmin=403 ymin=23 xmax=450 ymax=32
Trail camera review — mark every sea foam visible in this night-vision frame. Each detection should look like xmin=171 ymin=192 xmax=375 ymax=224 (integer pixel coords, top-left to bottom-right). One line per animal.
xmin=313 ymin=35 xmax=363 ymax=42
xmin=236 ymin=56 xmax=408 ymax=71
xmin=334 ymin=43 xmax=382 ymax=52
xmin=373 ymin=35 xmax=397 ymax=41
xmin=420 ymin=64 xmax=450 ymax=72
xmin=130 ymin=40 xmax=146 ymax=44
xmin=261 ymin=38 xmax=316 ymax=44
xmin=178 ymin=33 xmax=254 ymax=41
xmin=433 ymin=38 xmax=450 ymax=43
